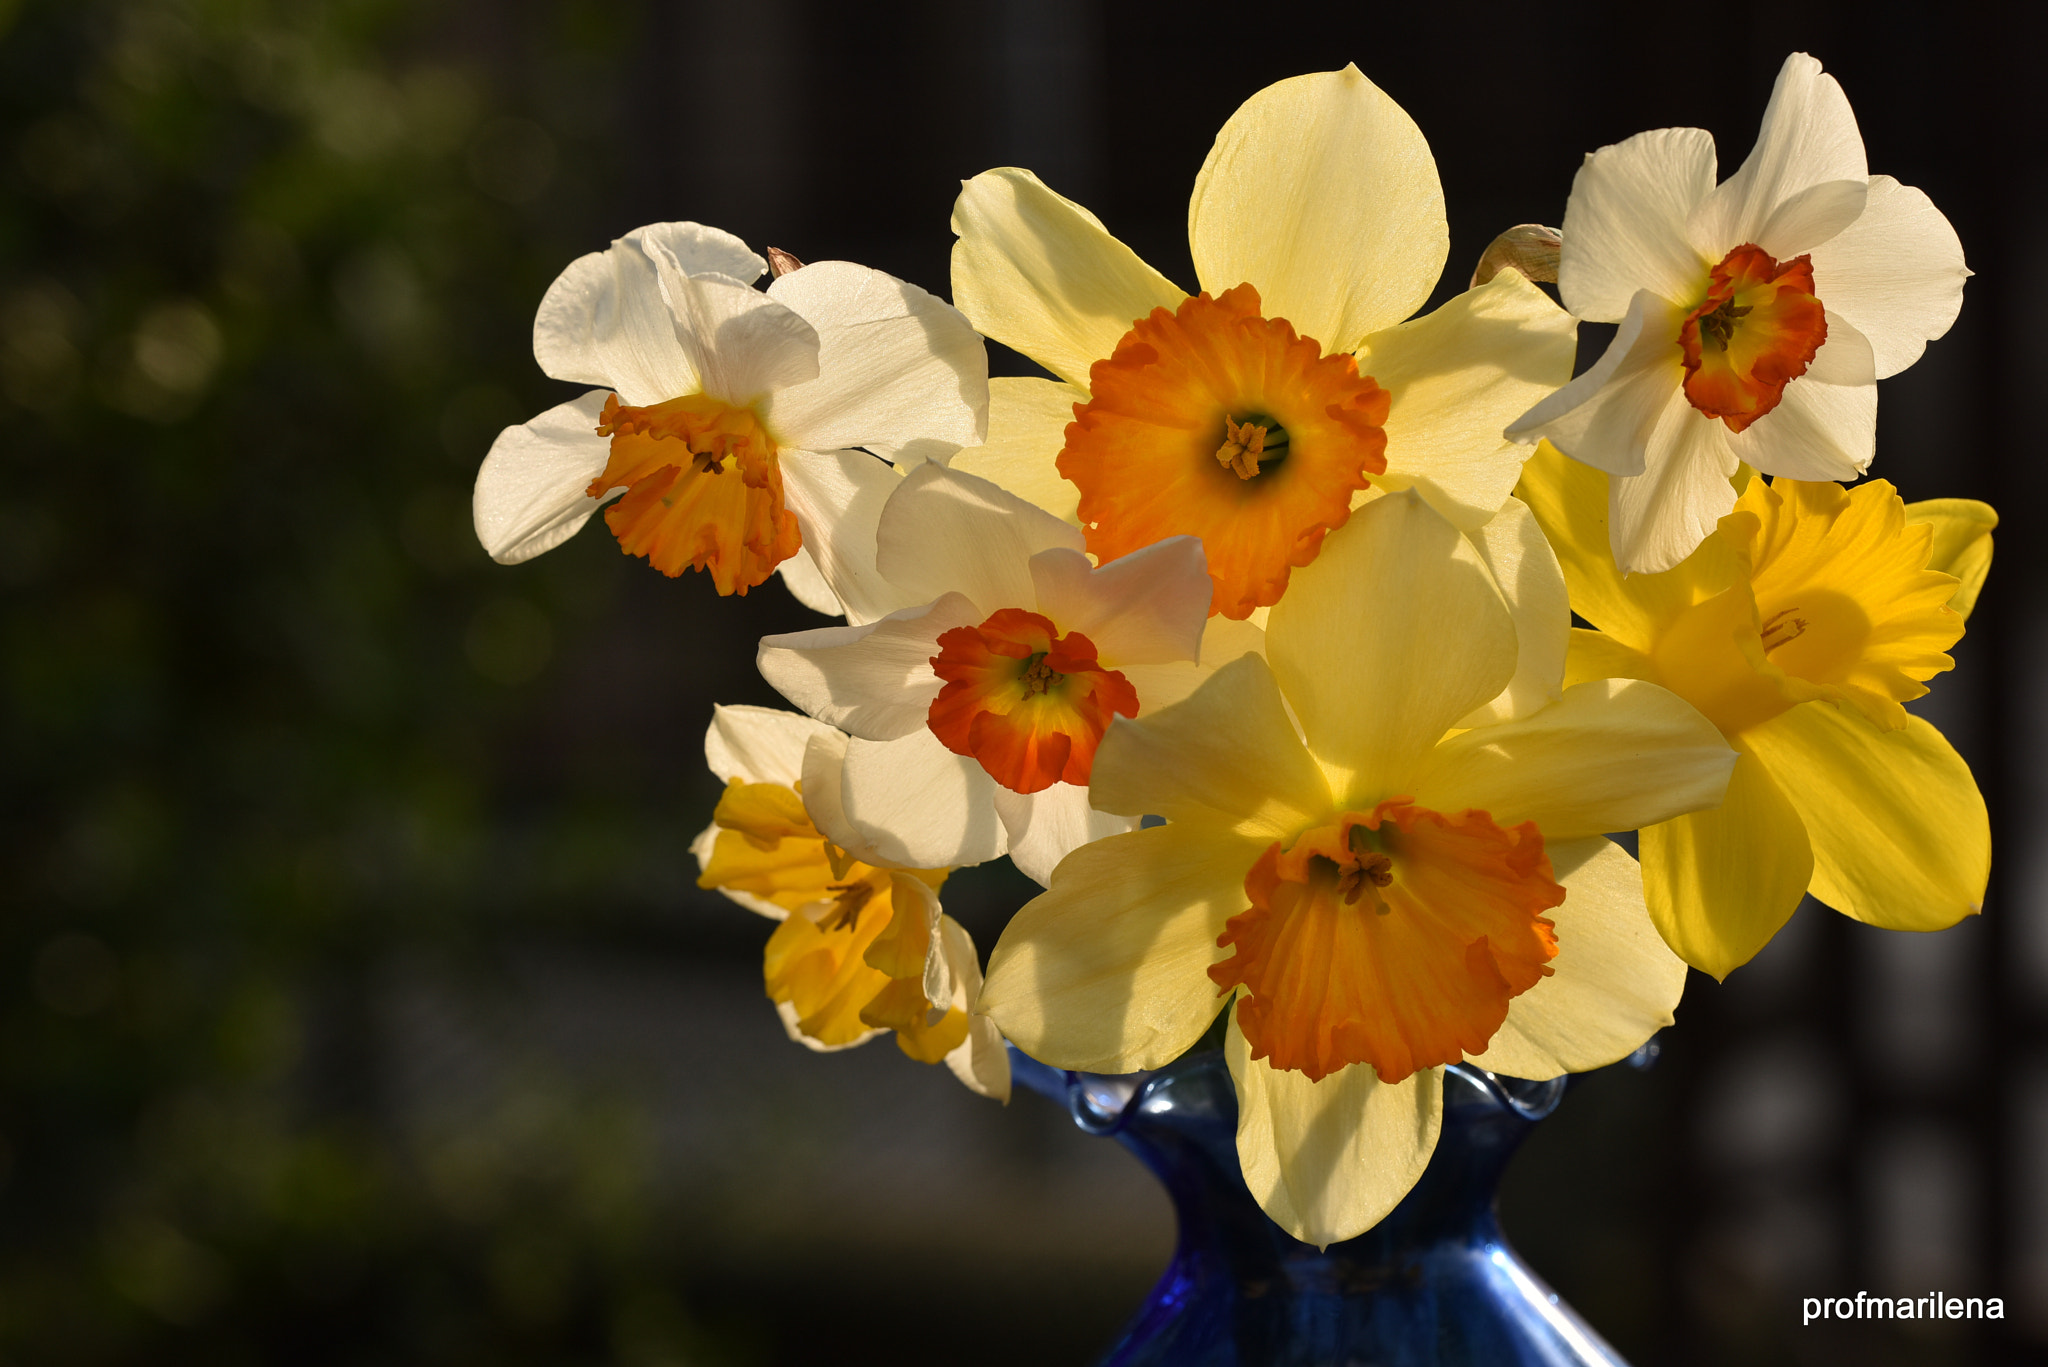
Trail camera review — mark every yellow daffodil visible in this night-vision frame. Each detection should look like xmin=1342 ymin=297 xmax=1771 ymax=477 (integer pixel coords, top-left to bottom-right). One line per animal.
xmin=946 ymin=66 xmax=1575 ymax=619
xmin=979 ymin=491 xmax=1734 ymax=1244
xmin=692 ymin=704 xmax=1009 ymax=1099
xmin=1516 ymin=443 xmax=1994 ymax=977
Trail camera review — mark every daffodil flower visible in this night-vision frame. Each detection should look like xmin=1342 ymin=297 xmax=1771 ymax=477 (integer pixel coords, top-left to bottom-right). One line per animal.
xmin=1507 ymin=53 xmax=1968 ymax=574
xmin=756 ymin=464 xmax=1257 ymax=884
xmin=1516 ymin=444 xmax=1994 ymax=977
xmin=692 ymin=703 xmax=1008 ymax=1100
xmin=946 ymin=66 xmax=1576 ymax=620
xmin=979 ymin=491 xmax=1735 ymax=1245
xmin=472 ymin=222 xmax=988 ymax=607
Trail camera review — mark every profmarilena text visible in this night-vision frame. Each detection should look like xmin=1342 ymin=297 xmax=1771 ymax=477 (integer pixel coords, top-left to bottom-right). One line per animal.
xmin=1804 ymin=1293 xmax=2005 ymax=1325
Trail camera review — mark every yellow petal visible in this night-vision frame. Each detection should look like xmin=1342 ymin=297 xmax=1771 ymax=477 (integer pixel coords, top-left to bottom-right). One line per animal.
xmin=1227 ymin=1007 xmax=1442 ymax=1248
xmin=1743 ymin=704 xmax=1987 ymax=930
xmin=1360 ymin=271 xmax=1577 ymax=529
xmin=1904 ymin=497 xmax=1996 ymax=620
xmin=1188 ymin=66 xmax=1446 ymax=354
xmin=978 ymin=822 xmax=1262 ymax=1073
xmin=950 ymin=168 xmax=1185 ymax=389
xmin=946 ymin=376 xmax=1087 ymax=525
xmin=1411 ymin=679 xmax=1735 ymax=840
xmin=1468 ymin=837 xmax=1686 ymax=1079
xmin=1457 ymin=496 xmax=1569 ymax=727
xmin=1089 ymin=652 xmax=1330 ymax=839
xmin=1267 ymin=491 xmax=1514 ymax=805
xmin=1638 ymin=747 xmax=1813 ymax=978
xmin=1562 ymin=627 xmax=1656 ymax=689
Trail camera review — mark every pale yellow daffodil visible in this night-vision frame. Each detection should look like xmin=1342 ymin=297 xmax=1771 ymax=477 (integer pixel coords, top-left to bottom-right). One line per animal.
xmin=692 ymin=704 xmax=1009 ymax=1100
xmin=946 ymin=66 xmax=1575 ymax=620
xmin=979 ymin=490 xmax=1734 ymax=1245
xmin=1516 ymin=442 xmax=1994 ymax=977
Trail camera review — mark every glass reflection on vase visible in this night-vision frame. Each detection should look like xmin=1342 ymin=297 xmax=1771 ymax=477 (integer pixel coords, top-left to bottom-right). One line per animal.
xmin=1011 ymin=1044 xmax=1641 ymax=1366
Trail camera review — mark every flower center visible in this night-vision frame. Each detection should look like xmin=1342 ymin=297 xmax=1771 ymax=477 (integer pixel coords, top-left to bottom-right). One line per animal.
xmin=1676 ymin=244 xmax=1828 ymax=433
xmin=589 ymin=392 xmax=801 ymax=595
xmin=926 ymin=607 xmax=1139 ymax=795
xmin=697 ymin=778 xmax=964 ymax=1058
xmin=1208 ymin=801 xmax=1561 ymax=1085
xmin=1648 ymin=477 xmax=1964 ymax=737
xmin=1058 ymin=284 xmax=1389 ymax=620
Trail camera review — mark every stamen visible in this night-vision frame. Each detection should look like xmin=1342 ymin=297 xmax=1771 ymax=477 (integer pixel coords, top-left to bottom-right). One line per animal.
xmin=1759 ymin=606 xmax=1809 ymax=653
xmin=1699 ymin=298 xmax=1753 ymax=350
xmin=1215 ymin=414 xmax=1289 ymax=480
xmin=822 ymin=880 xmax=873 ymax=930
xmin=1020 ymin=653 xmax=1066 ymax=695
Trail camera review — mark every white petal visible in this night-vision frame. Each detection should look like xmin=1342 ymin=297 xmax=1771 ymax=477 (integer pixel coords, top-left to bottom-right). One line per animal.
xmin=950 ymin=167 xmax=1185 ymax=388
xmin=1506 ymin=289 xmax=1686 ymax=478
xmin=1606 ymin=390 xmax=1740 ymax=575
xmin=1467 ymin=837 xmax=1686 ymax=1080
xmin=947 ymin=376 xmax=1088 ymax=525
xmin=875 ymin=464 xmax=1085 ymax=612
xmin=1027 ymin=537 xmax=1208 ymax=668
xmin=757 ymin=592 xmax=982 ymax=740
xmin=704 ymin=703 xmax=837 ymax=787
xmin=1688 ymin=53 xmax=1867 ymax=254
xmin=779 ymin=449 xmax=920 ymax=626
xmin=1456 ymin=496 xmax=1568 ymax=727
xmin=472 ymin=391 xmax=614 ymax=563
xmin=659 ymin=267 xmax=819 ymax=408
xmin=799 ymin=729 xmax=894 ymax=869
xmin=1229 ymin=1013 xmax=1443 ymax=1248
xmin=1752 ymin=177 xmax=1868 ymax=260
xmin=1359 ymin=270 xmax=1578 ymax=529
xmin=1730 ymin=327 xmax=1875 ymax=482
xmin=839 ymin=728 xmax=1007 ymax=869
xmin=937 ymin=915 xmax=1011 ymax=1101
xmin=773 ymin=542 xmax=842 ymax=617
xmin=531 ymin=242 xmax=690 ymax=401
xmin=760 ymin=260 xmax=989 ymax=454
xmin=627 ymin=220 xmax=765 ymax=284
xmin=1189 ymin=65 xmax=1446 ymax=352
xmin=993 ymin=783 xmax=1139 ymax=887
xmin=1557 ymin=126 xmax=1717 ymax=322
xmin=1808 ymin=176 xmax=1969 ymax=379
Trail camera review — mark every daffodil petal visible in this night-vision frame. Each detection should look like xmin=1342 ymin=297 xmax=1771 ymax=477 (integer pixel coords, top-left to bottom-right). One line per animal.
xmin=937 ymin=915 xmax=1011 ymax=1101
xmin=704 ymin=703 xmax=834 ymax=787
xmin=1456 ymin=496 xmax=1568 ymax=727
xmin=1267 ymin=491 xmax=1515 ymax=803
xmin=992 ymin=782 xmax=1138 ymax=887
xmin=773 ymin=543 xmax=841 ymax=617
xmin=1028 ymin=537 xmax=1209 ymax=668
xmin=947 ymin=376 xmax=1088 ymax=525
xmin=1751 ymin=178 xmax=1869 ymax=261
xmin=797 ymin=729 xmax=893 ymax=870
xmin=980 ymin=822 xmax=1259 ymax=1072
xmin=1188 ymin=65 xmax=1446 ymax=353
xmin=1905 ymin=497 xmax=1996 ymax=619
xmin=1413 ymin=678 xmax=1735 ymax=839
xmin=1808 ymin=176 xmax=1968 ymax=380
xmin=1556 ymin=126 xmax=1717 ymax=322
xmin=629 ymin=220 xmax=766 ymax=284
xmin=1506 ymin=289 xmax=1686 ymax=481
xmin=1360 ymin=271 xmax=1577 ymax=529
xmin=760 ymin=261 xmax=989 ymax=455
xmin=533 ymin=237 xmax=697 ymax=401
xmin=1729 ymin=338 xmax=1874 ymax=482
xmin=1688 ymin=54 xmax=1867 ymax=255
xmin=1228 ymin=1012 xmax=1443 ymax=1248
xmin=758 ymin=592 xmax=983 ymax=740
xmin=472 ymin=391 xmax=614 ymax=564
xmin=1089 ymin=653 xmax=1330 ymax=836
xmin=1639 ymin=747 xmax=1813 ymax=979
xmin=839 ymin=728 xmax=1008 ymax=869
xmin=779 ymin=448 xmax=917 ymax=626
xmin=1744 ymin=705 xmax=1987 ymax=931
xmin=875 ymin=464 xmax=1085 ymax=612
xmin=1562 ymin=627 xmax=1656 ymax=689
xmin=1607 ymin=390 xmax=1741 ymax=575
xmin=1113 ymin=617 xmax=1266 ymax=714
xmin=1515 ymin=443 xmax=1661 ymax=650
xmin=950 ymin=167 xmax=1185 ymax=388
xmin=660 ymin=266 xmax=820 ymax=409
xmin=1470 ymin=837 xmax=1685 ymax=1079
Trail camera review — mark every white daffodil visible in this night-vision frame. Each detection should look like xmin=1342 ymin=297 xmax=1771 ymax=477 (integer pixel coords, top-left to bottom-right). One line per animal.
xmin=979 ymin=490 xmax=1736 ymax=1245
xmin=473 ymin=222 xmax=988 ymax=610
xmin=756 ymin=463 xmax=1257 ymax=885
xmin=1507 ymin=53 xmax=1968 ymax=574
xmin=946 ymin=65 xmax=1576 ymax=620
xmin=692 ymin=703 xmax=1009 ymax=1100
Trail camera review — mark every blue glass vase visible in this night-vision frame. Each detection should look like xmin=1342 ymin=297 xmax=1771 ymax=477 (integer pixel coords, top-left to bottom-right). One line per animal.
xmin=1011 ymin=1045 xmax=1635 ymax=1366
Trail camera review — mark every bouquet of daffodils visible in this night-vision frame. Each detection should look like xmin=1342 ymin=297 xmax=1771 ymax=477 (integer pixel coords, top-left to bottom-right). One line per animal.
xmin=473 ymin=56 xmax=1990 ymax=1248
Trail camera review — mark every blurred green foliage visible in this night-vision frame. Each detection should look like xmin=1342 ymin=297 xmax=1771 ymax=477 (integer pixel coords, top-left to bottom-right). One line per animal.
xmin=0 ymin=1 xmax=772 ymax=1359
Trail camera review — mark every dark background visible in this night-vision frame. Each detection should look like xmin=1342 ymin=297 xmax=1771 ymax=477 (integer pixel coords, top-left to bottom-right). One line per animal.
xmin=2 ymin=0 xmax=2042 ymax=1363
